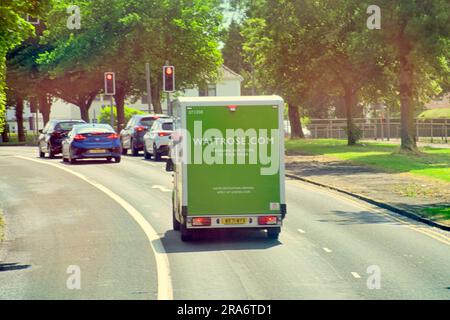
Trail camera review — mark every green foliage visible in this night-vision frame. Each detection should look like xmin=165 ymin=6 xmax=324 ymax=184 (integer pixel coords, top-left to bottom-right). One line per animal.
xmin=98 ymin=105 xmax=144 ymax=128
xmin=0 ymin=0 xmax=51 ymax=131
xmin=38 ymin=0 xmax=224 ymax=108
xmin=285 ymin=139 xmax=450 ymax=182
xmin=418 ymin=108 xmax=450 ymax=119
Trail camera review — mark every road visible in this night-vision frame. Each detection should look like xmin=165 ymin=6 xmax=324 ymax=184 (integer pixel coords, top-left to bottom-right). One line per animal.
xmin=0 ymin=146 xmax=449 ymax=299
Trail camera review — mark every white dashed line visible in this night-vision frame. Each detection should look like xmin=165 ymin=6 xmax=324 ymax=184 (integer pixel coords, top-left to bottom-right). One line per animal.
xmin=323 ymin=247 xmax=332 ymax=253
xmin=351 ymin=272 xmax=361 ymax=279
xmin=297 ymin=229 xmax=306 ymax=234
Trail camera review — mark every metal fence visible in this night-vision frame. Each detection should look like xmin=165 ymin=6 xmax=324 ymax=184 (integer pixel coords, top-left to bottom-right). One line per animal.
xmin=290 ymin=118 xmax=450 ymax=143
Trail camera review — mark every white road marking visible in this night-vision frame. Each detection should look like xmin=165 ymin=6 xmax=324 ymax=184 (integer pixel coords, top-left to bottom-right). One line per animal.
xmin=288 ymin=179 xmax=450 ymax=246
xmin=152 ymin=185 xmax=172 ymax=193
xmin=15 ymin=156 xmax=173 ymax=300
xmin=297 ymin=229 xmax=306 ymax=234
xmin=323 ymin=247 xmax=332 ymax=253
xmin=351 ymin=272 xmax=361 ymax=279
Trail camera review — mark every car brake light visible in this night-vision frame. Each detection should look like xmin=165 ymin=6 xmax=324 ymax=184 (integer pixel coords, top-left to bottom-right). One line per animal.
xmin=74 ymin=134 xmax=86 ymax=141
xmin=158 ymin=132 xmax=171 ymax=137
xmin=258 ymin=216 xmax=278 ymax=225
xmin=192 ymin=217 xmax=211 ymax=226
xmin=135 ymin=126 xmax=146 ymax=132
xmin=107 ymin=133 xmax=119 ymax=139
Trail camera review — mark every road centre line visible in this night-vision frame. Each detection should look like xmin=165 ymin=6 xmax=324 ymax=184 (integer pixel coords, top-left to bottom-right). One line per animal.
xmin=15 ymin=156 xmax=173 ymax=300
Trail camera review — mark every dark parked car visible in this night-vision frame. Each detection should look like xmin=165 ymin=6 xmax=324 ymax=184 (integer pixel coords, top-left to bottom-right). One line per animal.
xmin=38 ymin=119 xmax=86 ymax=158
xmin=120 ymin=114 xmax=169 ymax=156
xmin=61 ymin=124 xmax=121 ymax=164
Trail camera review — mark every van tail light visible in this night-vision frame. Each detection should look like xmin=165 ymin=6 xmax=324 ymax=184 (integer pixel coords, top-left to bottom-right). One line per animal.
xmin=107 ymin=133 xmax=119 ymax=139
xmin=192 ymin=217 xmax=211 ymax=226
xmin=258 ymin=216 xmax=278 ymax=225
xmin=73 ymin=134 xmax=86 ymax=141
xmin=158 ymin=132 xmax=171 ymax=137
xmin=135 ymin=126 xmax=146 ymax=132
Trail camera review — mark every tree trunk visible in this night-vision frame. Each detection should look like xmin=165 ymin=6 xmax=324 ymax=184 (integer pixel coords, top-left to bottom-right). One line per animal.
xmin=15 ymin=97 xmax=25 ymax=142
xmin=79 ymin=105 xmax=90 ymax=122
xmin=288 ymin=103 xmax=305 ymax=139
xmin=152 ymin=85 xmax=162 ymax=114
xmin=114 ymin=87 xmax=126 ymax=133
xmin=398 ymin=39 xmax=417 ymax=152
xmin=344 ymin=84 xmax=357 ymax=145
xmin=38 ymin=94 xmax=51 ymax=125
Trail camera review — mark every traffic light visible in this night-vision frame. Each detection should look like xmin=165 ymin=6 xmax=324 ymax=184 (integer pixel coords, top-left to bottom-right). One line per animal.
xmin=104 ymin=72 xmax=116 ymax=95
xmin=163 ymin=66 xmax=175 ymax=92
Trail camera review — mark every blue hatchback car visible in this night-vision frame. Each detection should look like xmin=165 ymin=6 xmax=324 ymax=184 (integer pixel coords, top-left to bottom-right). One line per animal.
xmin=61 ymin=124 xmax=121 ymax=164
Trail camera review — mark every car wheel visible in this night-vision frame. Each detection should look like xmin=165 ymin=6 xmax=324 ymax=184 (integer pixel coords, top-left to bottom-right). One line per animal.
xmin=180 ymin=222 xmax=192 ymax=242
xmin=114 ymin=156 xmax=121 ymax=163
xmin=69 ymin=151 xmax=76 ymax=164
xmin=153 ymin=144 xmax=161 ymax=161
xmin=144 ymin=147 xmax=151 ymax=160
xmin=172 ymin=193 xmax=180 ymax=231
xmin=267 ymin=227 xmax=281 ymax=240
xmin=48 ymin=144 xmax=55 ymax=158
xmin=131 ymin=139 xmax=139 ymax=156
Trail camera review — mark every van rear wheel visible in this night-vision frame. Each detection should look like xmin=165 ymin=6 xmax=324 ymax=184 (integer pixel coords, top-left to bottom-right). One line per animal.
xmin=180 ymin=223 xmax=192 ymax=242
xmin=172 ymin=194 xmax=180 ymax=231
xmin=267 ymin=227 xmax=280 ymax=240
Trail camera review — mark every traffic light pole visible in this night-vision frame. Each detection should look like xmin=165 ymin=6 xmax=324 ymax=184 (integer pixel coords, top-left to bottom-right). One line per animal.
xmin=110 ymin=95 xmax=114 ymax=128
xmin=145 ymin=62 xmax=153 ymax=113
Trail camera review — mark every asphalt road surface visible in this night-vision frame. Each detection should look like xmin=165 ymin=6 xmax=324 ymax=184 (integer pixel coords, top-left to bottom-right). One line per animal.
xmin=0 ymin=146 xmax=449 ymax=299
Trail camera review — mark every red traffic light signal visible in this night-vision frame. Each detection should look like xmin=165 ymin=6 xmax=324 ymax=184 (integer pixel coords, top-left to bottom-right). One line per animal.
xmin=104 ymin=72 xmax=115 ymax=95
xmin=163 ymin=66 xmax=175 ymax=92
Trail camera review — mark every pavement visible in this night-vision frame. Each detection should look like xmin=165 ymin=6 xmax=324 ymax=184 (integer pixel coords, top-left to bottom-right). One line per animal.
xmin=0 ymin=146 xmax=449 ymax=299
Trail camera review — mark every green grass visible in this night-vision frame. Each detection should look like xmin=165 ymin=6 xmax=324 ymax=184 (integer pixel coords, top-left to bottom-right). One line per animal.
xmin=418 ymin=108 xmax=450 ymax=119
xmin=0 ymin=133 xmax=37 ymax=145
xmin=422 ymin=206 xmax=450 ymax=224
xmin=285 ymin=139 xmax=450 ymax=182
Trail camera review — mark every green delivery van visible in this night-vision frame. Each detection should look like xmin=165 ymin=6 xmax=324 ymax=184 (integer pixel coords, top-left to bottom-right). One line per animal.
xmin=167 ymin=96 xmax=286 ymax=241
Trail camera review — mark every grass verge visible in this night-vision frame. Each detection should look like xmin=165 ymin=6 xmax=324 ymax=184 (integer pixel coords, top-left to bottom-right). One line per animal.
xmin=421 ymin=206 xmax=450 ymax=225
xmin=0 ymin=133 xmax=37 ymax=146
xmin=285 ymin=139 xmax=450 ymax=183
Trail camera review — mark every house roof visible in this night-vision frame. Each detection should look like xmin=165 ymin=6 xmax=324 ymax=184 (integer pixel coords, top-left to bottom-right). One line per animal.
xmin=220 ymin=65 xmax=244 ymax=82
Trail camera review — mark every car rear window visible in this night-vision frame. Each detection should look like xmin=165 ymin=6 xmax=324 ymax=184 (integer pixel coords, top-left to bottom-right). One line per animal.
xmin=162 ymin=122 xmax=173 ymax=131
xmin=55 ymin=122 xmax=84 ymax=131
xmin=139 ymin=117 xmax=157 ymax=127
xmin=76 ymin=127 xmax=114 ymax=134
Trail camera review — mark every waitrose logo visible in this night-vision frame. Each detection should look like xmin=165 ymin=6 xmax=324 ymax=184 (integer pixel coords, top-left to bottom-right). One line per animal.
xmin=172 ymin=121 xmax=280 ymax=176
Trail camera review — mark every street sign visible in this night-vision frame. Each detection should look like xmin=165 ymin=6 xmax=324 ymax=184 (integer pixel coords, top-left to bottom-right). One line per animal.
xmin=104 ymin=72 xmax=116 ymax=95
xmin=163 ymin=66 xmax=175 ymax=92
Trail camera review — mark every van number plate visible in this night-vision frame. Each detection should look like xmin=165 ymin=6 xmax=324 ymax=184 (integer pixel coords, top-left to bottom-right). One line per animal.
xmin=221 ymin=218 xmax=248 ymax=225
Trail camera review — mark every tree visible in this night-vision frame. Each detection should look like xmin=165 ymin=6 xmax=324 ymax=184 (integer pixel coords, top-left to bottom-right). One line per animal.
xmin=0 ymin=0 xmax=51 ymax=131
xmin=367 ymin=1 xmax=450 ymax=152
xmin=39 ymin=0 xmax=224 ymax=132
xmin=241 ymin=0 xmax=386 ymax=144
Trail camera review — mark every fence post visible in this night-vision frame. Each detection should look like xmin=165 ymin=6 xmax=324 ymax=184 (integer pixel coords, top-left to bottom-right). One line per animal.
xmin=430 ymin=119 xmax=433 ymax=143
xmin=446 ymin=119 xmax=448 ymax=143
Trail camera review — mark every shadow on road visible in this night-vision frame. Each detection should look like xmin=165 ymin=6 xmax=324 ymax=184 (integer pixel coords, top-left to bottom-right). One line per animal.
xmin=157 ymin=229 xmax=281 ymax=254
xmin=317 ymin=210 xmax=401 ymax=226
xmin=0 ymin=263 xmax=31 ymax=272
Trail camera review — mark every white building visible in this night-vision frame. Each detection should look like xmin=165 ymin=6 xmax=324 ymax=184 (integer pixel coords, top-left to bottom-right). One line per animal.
xmin=6 ymin=65 xmax=243 ymax=133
